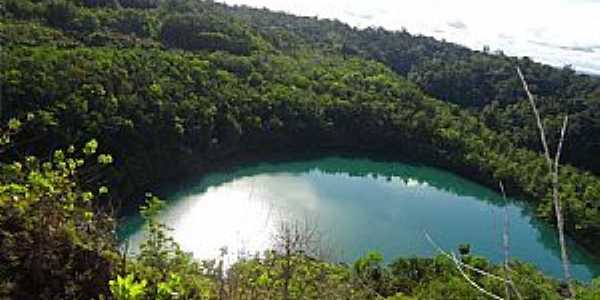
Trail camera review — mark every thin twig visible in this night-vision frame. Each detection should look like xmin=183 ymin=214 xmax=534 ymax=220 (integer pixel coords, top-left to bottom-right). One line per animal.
xmin=555 ymin=116 xmax=568 ymax=173
xmin=450 ymin=252 xmax=505 ymax=300
xmin=353 ymin=273 xmax=386 ymax=300
xmin=500 ymin=182 xmax=511 ymax=300
xmin=425 ymin=232 xmax=508 ymax=283
xmin=499 ymin=182 xmax=524 ymax=300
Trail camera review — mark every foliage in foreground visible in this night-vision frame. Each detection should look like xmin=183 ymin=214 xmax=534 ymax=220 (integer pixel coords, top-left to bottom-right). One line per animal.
xmin=0 ymin=123 xmax=118 ymax=299
xmin=0 ymin=122 xmax=599 ymax=299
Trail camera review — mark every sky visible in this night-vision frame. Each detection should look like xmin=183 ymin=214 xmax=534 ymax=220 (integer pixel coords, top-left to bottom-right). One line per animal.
xmin=217 ymin=0 xmax=600 ymax=75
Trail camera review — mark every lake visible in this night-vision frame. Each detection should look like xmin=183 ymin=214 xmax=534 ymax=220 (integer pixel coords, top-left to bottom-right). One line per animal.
xmin=119 ymin=156 xmax=600 ymax=281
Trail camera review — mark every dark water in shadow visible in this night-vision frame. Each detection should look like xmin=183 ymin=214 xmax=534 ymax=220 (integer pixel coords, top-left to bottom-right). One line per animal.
xmin=120 ymin=156 xmax=600 ymax=281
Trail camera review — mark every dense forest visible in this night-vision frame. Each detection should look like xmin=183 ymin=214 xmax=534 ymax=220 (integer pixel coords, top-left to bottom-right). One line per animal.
xmin=1 ymin=0 xmax=600 ymax=299
xmin=218 ymin=3 xmax=600 ymax=175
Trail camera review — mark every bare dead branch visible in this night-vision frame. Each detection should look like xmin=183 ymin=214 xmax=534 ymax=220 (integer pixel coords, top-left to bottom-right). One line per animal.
xmin=425 ymin=232 xmax=508 ymax=283
xmin=555 ymin=116 xmax=569 ymax=173
xmin=353 ymin=273 xmax=386 ymax=300
xmin=516 ymin=67 xmax=575 ymax=297
xmin=450 ymin=252 xmax=505 ymax=300
xmin=272 ymin=218 xmax=328 ymax=300
xmin=517 ymin=67 xmax=553 ymax=170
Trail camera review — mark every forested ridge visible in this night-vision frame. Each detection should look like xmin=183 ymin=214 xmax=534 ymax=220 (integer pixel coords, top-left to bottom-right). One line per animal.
xmin=217 ymin=3 xmax=600 ymax=175
xmin=1 ymin=0 xmax=600 ymax=299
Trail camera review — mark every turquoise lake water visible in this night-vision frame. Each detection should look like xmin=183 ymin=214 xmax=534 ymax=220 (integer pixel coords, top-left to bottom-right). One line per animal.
xmin=120 ymin=156 xmax=600 ymax=281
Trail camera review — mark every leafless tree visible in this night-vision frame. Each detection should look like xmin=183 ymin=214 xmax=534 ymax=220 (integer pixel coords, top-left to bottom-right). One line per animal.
xmin=517 ymin=67 xmax=575 ymax=297
xmin=271 ymin=217 xmax=324 ymax=300
xmin=272 ymin=217 xmax=325 ymax=258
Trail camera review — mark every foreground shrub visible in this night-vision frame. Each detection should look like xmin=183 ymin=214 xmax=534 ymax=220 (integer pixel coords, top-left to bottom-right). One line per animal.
xmin=0 ymin=124 xmax=118 ymax=299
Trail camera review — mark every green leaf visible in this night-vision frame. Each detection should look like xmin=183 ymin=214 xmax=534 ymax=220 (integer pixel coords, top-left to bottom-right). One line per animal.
xmin=257 ymin=273 xmax=271 ymax=286
xmin=84 ymin=211 xmax=93 ymax=222
xmin=110 ymin=274 xmax=147 ymax=300
xmin=81 ymin=192 xmax=94 ymax=202
xmin=8 ymin=118 xmax=21 ymax=131
xmin=97 ymin=154 xmax=113 ymax=165
xmin=99 ymin=186 xmax=109 ymax=195
xmin=53 ymin=150 xmax=65 ymax=162
xmin=83 ymin=139 xmax=98 ymax=156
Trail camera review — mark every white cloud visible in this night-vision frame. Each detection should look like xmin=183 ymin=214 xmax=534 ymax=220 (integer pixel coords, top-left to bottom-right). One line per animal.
xmin=218 ymin=0 xmax=600 ymax=74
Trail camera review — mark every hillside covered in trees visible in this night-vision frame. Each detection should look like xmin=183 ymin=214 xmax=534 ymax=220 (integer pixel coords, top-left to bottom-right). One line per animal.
xmin=1 ymin=0 xmax=600 ymax=299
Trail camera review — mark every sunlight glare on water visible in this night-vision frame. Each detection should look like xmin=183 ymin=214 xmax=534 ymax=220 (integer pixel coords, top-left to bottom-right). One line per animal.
xmin=121 ymin=157 xmax=600 ymax=281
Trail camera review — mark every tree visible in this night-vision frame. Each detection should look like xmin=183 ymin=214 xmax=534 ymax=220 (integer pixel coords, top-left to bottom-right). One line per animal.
xmin=45 ymin=0 xmax=78 ymax=30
